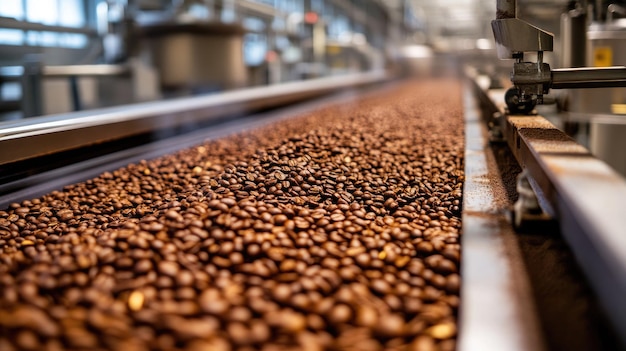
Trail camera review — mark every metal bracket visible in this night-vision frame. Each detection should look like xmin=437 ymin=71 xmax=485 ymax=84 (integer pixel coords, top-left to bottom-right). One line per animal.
xmin=488 ymin=112 xmax=505 ymax=142
xmin=511 ymin=171 xmax=552 ymax=231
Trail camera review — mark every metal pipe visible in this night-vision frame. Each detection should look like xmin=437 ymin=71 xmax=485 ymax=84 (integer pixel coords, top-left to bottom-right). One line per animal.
xmin=551 ymin=67 xmax=626 ymax=89
xmin=0 ymin=17 xmax=97 ymax=36
xmin=560 ymin=7 xmax=587 ymax=68
xmin=607 ymin=4 xmax=626 ymax=22
xmin=496 ymin=0 xmax=516 ymax=19
xmin=42 ymin=64 xmax=130 ymax=78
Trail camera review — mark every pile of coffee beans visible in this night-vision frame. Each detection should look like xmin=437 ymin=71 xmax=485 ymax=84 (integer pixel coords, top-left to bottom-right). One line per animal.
xmin=0 ymin=80 xmax=464 ymax=351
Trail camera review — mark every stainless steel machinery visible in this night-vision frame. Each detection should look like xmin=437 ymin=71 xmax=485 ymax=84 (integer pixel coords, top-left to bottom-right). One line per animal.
xmin=492 ymin=0 xmax=626 ymax=114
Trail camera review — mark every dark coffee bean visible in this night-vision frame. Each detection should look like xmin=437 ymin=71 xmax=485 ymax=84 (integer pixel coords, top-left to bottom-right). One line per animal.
xmin=248 ymin=319 xmax=270 ymax=343
xmin=15 ymin=330 xmax=39 ymax=350
xmin=0 ymin=80 xmax=463 ymax=349
xmin=328 ymin=303 xmax=352 ymax=324
xmin=355 ymin=252 xmax=371 ymax=267
xmin=356 ymin=305 xmax=379 ymax=327
xmin=370 ymin=278 xmax=391 ymax=295
xmin=157 ymin=261 xmax=179 ymax=277
xmin=409 ymin=336 xmax=437 ymax=351
xmin=227 ymin=322 xmax=252 ymax=345
xmin=445 ymin=274 xmax=460 ymax=294
xmin=134 ymin=259 xmax=153 ymax=273
xmin=374 ymin=313 xmax=405 ymax=337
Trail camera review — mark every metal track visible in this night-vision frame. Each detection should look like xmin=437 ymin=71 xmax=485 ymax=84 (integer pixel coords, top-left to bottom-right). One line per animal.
xmin=0 ymin=80 xmax=395 ymax=208
xmin=0 ymin=70 xmax=387 ymax=166
xmin=458 ymin=84 xmax=546 ymax=351
xmin=488 ymin=89 xmax=626 ymax=347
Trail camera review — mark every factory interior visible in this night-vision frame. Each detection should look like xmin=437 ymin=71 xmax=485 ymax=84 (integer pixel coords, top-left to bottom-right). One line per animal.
xmin=1 ymin=0 xmax=626 ymax=350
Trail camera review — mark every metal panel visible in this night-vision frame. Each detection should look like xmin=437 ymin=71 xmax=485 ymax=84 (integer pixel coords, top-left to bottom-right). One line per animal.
xmin=491 ymin=18 xmax=554 ymax=59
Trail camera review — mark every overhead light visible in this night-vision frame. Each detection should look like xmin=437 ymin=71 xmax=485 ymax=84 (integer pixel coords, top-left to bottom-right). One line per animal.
xmin=402 ymin=45 xmax=433 ymax=58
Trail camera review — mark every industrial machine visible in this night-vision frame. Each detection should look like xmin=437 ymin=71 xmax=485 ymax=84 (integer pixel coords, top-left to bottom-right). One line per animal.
xmin=482 ymin=1 xmax=626 ymax=348
xmin=492 ymin=0 xmax=626 ymax=114
xmin=0 ymin=0 xmax=396 ymax=119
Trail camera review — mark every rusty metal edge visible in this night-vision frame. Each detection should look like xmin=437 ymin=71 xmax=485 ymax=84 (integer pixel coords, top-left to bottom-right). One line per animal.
xmin=489 ymin=91 xmax=626 ymax=347
xmin=458 ymin=83 xmax=546 ymax=351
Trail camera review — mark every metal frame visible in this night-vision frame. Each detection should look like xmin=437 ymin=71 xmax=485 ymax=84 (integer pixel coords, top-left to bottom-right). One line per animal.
xmin=0 ymin=70 xmax=387 ymax=166
xmin=487 ymin=89 xmax=626 ymax=347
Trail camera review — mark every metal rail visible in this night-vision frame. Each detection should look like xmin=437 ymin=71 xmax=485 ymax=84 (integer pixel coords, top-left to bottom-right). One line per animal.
xmin=552 ymin=66 xmax=626 ymax=89
xmin=459 ymin=85 xmax=546 ymax=351
xmin=488 ymin=90 xmax=626 ymax=347
xmin=0 ymin=70 xmax=387 ymax=166
xmin=1 ymin=65 xmax=130 ymax=80
xmin=43 ymin=64 xmax=130 ymax=78
xmin=0 ymin=17 xmax=97 ymax=36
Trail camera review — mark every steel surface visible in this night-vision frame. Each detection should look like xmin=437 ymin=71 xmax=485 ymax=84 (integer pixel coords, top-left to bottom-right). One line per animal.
xmin=458 ymin=86 xmax=545 ymax=351
xmin=500 ymin=104 xmax=626 ymax=347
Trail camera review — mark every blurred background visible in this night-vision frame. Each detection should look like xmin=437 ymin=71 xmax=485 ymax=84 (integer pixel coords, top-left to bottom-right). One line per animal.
xmin=0 ymin=0 xmax=503 ymax=120
xmin=1 ymin=1 xmax=626 ymax=124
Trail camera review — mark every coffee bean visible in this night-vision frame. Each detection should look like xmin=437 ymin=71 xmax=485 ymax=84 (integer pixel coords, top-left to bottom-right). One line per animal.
xmin=157 ymin=261 xmax=179 ymax=277
xmin=375 ymin=313 xmax=405 ymax=337
xmin=227 ymin=322 xmax=252 ymax=345
xmin=370 ymin=279 xmax=391 ymax=295
xmin=134 ymin=259 xmax=153 ymax=273
xmin=445 ymin=274 xmax=460 ymax=294
xmin=328 ymin=303 xmax=352 ymax=324
xmin=356 ymin=305 xmax=379 ymax=327
xmin=0 ymin=80 xmax=463 ymax=349
xmin=15 ymin=330 xmax=39 ymax=350
xmin=409 ymin=336 xmax=437 ymax=351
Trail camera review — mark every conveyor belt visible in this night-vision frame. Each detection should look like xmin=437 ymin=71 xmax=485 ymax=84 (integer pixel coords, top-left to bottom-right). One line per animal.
xmin=0 ymin=79 xmax=463 ymax=350
xmin=0 ymin=85 xmax=393 ymax=208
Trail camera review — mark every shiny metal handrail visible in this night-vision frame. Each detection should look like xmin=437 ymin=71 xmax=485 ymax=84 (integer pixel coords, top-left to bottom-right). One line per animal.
xmin=0 ymin=70 xmax=388 ymax=166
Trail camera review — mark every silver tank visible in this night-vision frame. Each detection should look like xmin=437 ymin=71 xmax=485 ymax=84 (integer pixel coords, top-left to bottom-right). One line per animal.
xmin=566 ymin=18 xmax=626 ymax=176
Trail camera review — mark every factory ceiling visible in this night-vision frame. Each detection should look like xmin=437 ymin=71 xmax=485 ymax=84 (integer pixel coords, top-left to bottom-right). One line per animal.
xmin=408 ymin=0 xmax=570 ymax=41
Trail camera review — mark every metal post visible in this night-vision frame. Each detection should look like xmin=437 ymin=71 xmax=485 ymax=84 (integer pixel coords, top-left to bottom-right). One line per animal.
xmin=21 ymin=56 xmax=44 ymax=118
xmin=69 ymin=76 xmax=82 ymax=112
xmin=560 ymin=7 xmax=587 ymax=68
xmin=496 ymin=0 xmax=516 ymax=19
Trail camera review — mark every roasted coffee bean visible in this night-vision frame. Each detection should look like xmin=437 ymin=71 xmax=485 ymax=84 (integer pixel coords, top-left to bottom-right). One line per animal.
xmin=375 ymin=313 xmax=406 ymax=337
xmin=445 ymin=274 xmax=461 ymax=294
xmin=356 ymin=305 xmax=379 ymax=327
xmin=157 ymin=261 xmax=179 ymax=277
xmin=134 ymin=259 xmax=153 ymax=273
xmin=370 ymin=278 xmax=391 ymax=295
xmin=328 ymin=303 xmax=352 ymax=324
xmin=0 ymin=80 xmax=463 ymax=350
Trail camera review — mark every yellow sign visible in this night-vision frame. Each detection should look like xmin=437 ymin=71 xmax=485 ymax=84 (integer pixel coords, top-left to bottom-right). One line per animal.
xmin=326 ymin=45 xmax=341 ymax=55
xmin=611 ymin=104 xmax=626 ymax=115
xmin=594 ymin=47 xmax=613 ymax=67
